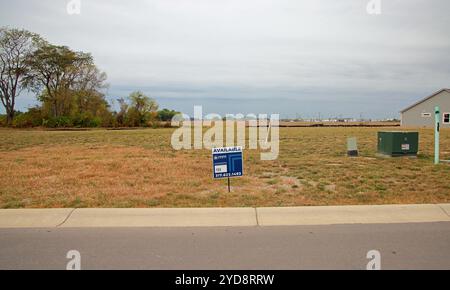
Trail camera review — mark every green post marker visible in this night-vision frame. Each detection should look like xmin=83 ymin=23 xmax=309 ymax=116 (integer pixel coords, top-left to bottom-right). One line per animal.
xmin=435 ymin=106 xmax=440 ymax=165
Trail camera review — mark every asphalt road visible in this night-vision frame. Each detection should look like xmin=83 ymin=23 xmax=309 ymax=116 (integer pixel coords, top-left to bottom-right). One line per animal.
xmin=0 ymin=222 xmax=449 ymax=270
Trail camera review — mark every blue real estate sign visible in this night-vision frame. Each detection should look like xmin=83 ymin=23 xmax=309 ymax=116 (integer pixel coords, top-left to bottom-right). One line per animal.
xmin=212 ymin=147 xmax=243 ymax=179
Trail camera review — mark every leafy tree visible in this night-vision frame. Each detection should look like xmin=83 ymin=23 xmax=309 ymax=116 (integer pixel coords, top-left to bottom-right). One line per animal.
xmin=0 ymin=27 xmax=42 ymax=125
xmin=72 ymin=64 xmax=108 ymax=116
xmin=24 ymin=43 xmax=106 ymax=118
xmin=0 ymin=27 xmax=179 ymax=129
xmin=127 ymin=91 xmax=158 ymax=126
xmin=157 ymin=108 xmax=180 ymax=122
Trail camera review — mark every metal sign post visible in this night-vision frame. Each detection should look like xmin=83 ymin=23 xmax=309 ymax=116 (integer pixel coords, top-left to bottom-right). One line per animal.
xmin=435 ymin=106 xmax=440 ymax=165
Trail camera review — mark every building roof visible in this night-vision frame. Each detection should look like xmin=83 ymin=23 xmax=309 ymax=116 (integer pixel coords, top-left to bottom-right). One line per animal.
xmin=400 ymin=88 xmax=450 ymax=113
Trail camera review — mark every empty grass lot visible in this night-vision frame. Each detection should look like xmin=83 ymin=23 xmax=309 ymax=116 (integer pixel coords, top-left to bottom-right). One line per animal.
xmin=0 ymin=127 xmax=449 ymax=208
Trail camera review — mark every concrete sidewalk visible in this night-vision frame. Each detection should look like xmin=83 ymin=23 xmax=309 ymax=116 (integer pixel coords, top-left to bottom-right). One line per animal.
xmin=0 ymin=204 xmax=449 ymax=228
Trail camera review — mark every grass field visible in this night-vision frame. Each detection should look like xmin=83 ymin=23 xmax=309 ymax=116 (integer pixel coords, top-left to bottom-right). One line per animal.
xmin=0 ymin=127 xmax=449 ymax=208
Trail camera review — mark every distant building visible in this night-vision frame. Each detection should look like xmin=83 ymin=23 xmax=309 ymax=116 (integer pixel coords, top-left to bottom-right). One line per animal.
xmin=400 ymin=89 xmax=450 ymax=128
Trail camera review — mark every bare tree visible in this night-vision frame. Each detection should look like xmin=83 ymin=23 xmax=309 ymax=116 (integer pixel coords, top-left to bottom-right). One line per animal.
xmin=0 ymin=27 xmax=41 ymax=125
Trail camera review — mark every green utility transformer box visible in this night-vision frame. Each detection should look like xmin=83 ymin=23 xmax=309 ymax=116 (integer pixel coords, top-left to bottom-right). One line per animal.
xmin=378 ymin=131 xmax=419 ymax=157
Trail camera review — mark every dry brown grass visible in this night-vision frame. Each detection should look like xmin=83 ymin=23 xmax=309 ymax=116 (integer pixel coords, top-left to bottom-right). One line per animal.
xmin=0 ymin=127 xmax=449 ymax=208
xmin=279 ymin=121 xmax=400 ymax=127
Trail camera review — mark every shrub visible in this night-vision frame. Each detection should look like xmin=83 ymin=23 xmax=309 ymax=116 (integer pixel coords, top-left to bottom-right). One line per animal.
xmin=13 ymin=113 xmax=34 ymax=128
xmin=12 ymin=108 xmax=43 ymax=128
xmin=163 ymin=121 xmax=172 ymax=128
xmin=147 ymin=121 xmax=162 ymax=129
xmin=44 ymin=116 xmax=73 ymax=128
xmin=157 ymin=109 xmax=179 ymax=122
xmin=72 ymin=113 xmax=101 ymax=128
xmin=0 ymin=115 xmax=6 ymax=127
xmin=98 ymin=111 xmax=115 ymax=128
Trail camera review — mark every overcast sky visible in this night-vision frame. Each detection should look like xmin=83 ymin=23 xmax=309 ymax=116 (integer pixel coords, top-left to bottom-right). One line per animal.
xmin=1 ymin=0 xmax=449 ymax=119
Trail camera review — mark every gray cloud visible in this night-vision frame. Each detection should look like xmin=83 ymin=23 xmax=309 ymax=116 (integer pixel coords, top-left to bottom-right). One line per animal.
xmin=1 ymin=0 xmax=449 ymax=118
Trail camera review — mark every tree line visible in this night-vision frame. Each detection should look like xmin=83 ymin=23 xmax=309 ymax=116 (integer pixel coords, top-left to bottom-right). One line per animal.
xmin=0 ymin=27 xmax=179 ymax=128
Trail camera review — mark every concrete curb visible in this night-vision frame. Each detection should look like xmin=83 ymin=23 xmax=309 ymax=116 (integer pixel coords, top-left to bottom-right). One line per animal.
xmin=61 ymin=208 xmax=257 ymax=228
xmin=0 ymin=209 xmax=74 ymax=228
xmin=0 ymin=204 xmax=449 ymax=228
xmin=257 ymin=204 xmax=450 ymax=226
xmin=438 ymin=204 xmax=450 ymax=217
